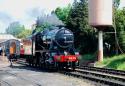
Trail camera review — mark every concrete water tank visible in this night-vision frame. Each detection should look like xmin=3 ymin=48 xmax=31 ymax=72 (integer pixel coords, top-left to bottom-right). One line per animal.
xmin=88 ymin=0 xmax=113 ymax=27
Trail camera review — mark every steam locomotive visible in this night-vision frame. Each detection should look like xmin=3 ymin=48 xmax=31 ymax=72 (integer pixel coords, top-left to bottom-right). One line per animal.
xmin=24 ymin=26 xmax=79 ymax=69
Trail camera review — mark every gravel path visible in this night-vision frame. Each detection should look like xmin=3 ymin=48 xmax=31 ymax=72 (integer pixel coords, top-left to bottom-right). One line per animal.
xmin=0 ymin=56 xmax=9 ymax=68
xmin=0 ymin=62 xmax=98 ymax=86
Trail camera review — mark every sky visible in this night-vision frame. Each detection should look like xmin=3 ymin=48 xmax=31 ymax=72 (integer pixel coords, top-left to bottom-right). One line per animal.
xmin=0 ymin=0 xmax=74 ymax=33
xmin=119 ymin=0 xmax=125 ymax=8
xmin=0 ymin=0 xmax=125 ymax=33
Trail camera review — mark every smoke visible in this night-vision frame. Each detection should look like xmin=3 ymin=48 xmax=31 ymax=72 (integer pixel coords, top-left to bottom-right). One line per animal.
xmin=36 ymin=13 xmax=64 ymax=26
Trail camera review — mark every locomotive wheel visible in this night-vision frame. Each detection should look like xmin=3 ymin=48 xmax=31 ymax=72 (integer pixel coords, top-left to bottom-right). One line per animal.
xmin=32 ymin=59 xmax=36 ymax=67
xmin=42 ymin=62 xmax=46 ymax=69
xmin=33 ymin=57 xmax=37 ymax=67
xmin=71 ymin=62 xmax=76 ymax=70
xmin=36 ymin=57 xmax=40 ymax=67
xmin=65 ymin=65 xmax=69 ymax=70
xmin=27 ymin=56 xmax=32 ymax=67
xmin=29 ymin=62 xmax=31 ymax=66
xmin=30 ymin=58 xmax=33 ymax=67
xmin=27 ymin=59 xmax=31 ymax=66
xmin=39 ymin=57 xmax=42 ymax=68
xmin=57 ymin=62 xmax=64 ymax=70
xmin=39 ymin=56 xmax=45 ymax=68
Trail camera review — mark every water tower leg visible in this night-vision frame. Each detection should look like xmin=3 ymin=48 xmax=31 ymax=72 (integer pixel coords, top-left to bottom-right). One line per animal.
xmin=98 ymin=30 xmax=103 ymax=62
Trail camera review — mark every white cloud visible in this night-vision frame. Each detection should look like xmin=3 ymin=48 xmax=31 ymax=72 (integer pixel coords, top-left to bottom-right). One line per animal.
xmin=0 ymin=0 xmax=73 ymax=33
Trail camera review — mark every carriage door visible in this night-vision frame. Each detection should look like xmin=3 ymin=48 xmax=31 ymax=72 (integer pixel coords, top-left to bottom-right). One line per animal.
xmin=10 ymin=41 xmax=16 ymax=54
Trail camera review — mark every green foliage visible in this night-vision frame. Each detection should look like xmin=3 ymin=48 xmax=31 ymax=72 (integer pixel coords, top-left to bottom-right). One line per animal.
xmin=101 ymin=6 xmax=125 ymax=55
xmin=81 ymin=54 xmax=96 ymax=61
xmin=79 ymin=53 xmax=97 ymax=66
xmin=114 ymin=0 xmax=120 ymax=8
xmin=115 ymin=8 xmax=125 ymax=52
xmin=54 ymin=0 xmax=124 ymax=56
xmin=34 ymin=13 xmax=62 ymax=33
xmin=35 ymin=23 xmax=50 ymax=33
xmin=96 ymin=54 xmax=125 ymax=70
xmin=17 ymin=29 xmax=32 ymax=39
xmin=55 ymin=4 xmax=71 ymax=24
xmin=66 ymin=0 xmax=97 ymax=54
xmin=6 ymin=22 xmax=25 ymax=37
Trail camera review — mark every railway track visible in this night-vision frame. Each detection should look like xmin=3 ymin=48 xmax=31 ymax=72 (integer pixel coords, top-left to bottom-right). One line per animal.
xmin=0 ymin=69 xmax=42 ymax=86
xmin=16 ymin=59 xmax=125 ymax=85
xmin=59 ymin=66 xmax=125 ymax=86
xmin=77 ymin=66 xmax=125 ymax=76
xmin=0 ymin=80 xmax=12 ymax=86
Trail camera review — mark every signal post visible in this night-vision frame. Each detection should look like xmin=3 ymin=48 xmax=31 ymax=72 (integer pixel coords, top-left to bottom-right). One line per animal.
xmin=88 ymin=0 xmax=113 ymax=62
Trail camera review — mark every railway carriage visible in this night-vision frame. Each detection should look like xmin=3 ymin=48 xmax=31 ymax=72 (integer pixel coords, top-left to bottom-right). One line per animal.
xmin=20 ymin=38 xmax=32 ymax=56
xmin=0 ymin=39 xmax=20 ymax=58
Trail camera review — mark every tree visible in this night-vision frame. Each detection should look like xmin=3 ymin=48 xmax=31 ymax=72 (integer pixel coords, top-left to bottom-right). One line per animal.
xmin=55 ymin=4 xmax=71 ymax=24
xmin=6 ymin=22 xmax=25 ymax=37
xmin=115 ymin=8 xmax=125 ymax=53
xmin=114 ymin=0 xmax=120 ymax=8
xmin=103 ymin=6 xmax=125 ymax=55
xmin=17 ymin=29 xmax=32 ymax=39
xmin=66 ymin=0 xmax=97 ymax=54
xmin=34 ymin=16 xmax=51 ymax=33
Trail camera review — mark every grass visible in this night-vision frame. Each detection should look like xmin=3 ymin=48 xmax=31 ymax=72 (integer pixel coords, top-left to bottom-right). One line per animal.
xmin=80 ymin=54 xmax=96 ymax=61
xmin=95 ymin=54 xmax=125 ymax=70
xmin=79 ymin=54 xmax=96 ymax=66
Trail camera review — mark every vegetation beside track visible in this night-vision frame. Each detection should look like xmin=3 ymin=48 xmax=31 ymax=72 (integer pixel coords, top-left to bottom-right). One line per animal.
xmin=79 ymin=54 xmax=96 ymax=66
xmin=82 ymin=54 xmax=97 ymax=61
xmin=95 ymin=54 xmax=125 ymax=70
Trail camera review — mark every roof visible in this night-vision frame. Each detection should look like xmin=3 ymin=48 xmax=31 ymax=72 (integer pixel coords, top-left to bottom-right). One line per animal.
xmin=0 ymin=34 xmax=19 ymax=43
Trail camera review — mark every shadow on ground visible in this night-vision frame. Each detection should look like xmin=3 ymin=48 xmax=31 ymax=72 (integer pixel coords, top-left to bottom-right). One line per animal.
xmin=8 ymin=61 xmax=58 ymax=73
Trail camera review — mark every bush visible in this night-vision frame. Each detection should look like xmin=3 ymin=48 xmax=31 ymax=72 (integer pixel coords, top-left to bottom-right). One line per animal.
xmin=81 ymin=54 xmax=96 ymax=61
xmin=95 ymin=54 xmax=125 ymax=70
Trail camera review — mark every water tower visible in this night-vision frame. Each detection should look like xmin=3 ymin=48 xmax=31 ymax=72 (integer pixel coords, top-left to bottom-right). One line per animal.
xmin=88 ymin=0 xmax=113 ymax=62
